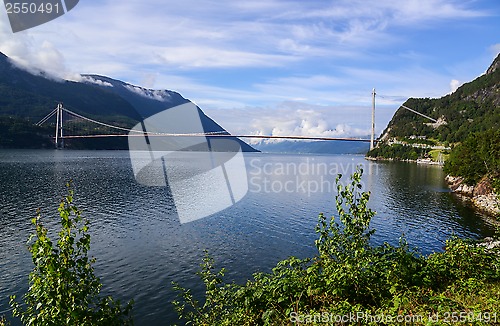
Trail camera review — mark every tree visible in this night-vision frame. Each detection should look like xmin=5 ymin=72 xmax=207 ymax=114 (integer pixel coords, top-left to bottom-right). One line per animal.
xmin=444 ymin=129 xmax=500 ymax=186
xmin=10 ymin=183 xmax=133 ymax=326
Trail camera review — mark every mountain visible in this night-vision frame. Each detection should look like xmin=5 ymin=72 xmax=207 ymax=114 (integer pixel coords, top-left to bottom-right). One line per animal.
xmin=0 ymin=52 xmax=257 ymax=151
xmin=0 ymin=53 xmax=140 ymax=123
xmin=80 ymin=75 xmax=249 ymax=143
xmin=379 ymin=53 xmax=500 ymax=144
xmin=254 ymin=140 xmax=370 ymax=154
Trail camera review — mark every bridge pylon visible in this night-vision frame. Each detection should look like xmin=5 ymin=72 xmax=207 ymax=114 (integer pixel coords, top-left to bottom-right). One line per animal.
xmin=54 ymin=103 xmax=64 ymax=149
xmin=370 ymin=88 xmax=376 ymax=151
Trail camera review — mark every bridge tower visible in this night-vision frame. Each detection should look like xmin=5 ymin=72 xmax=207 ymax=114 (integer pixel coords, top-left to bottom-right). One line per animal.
xmin=54 ymin=103 xmax=64 ymax=149
xmin=370 ymin=88 xmax=376 ymax=150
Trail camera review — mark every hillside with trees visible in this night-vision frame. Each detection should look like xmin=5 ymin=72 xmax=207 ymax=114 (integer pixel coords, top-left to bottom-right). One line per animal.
xmin=376 ymin=53 xmax=499 ymax=145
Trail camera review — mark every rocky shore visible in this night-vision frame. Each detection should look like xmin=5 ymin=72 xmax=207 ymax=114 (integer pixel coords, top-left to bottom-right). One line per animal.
xmin=445 ymin=175 xmax=500 ymax=217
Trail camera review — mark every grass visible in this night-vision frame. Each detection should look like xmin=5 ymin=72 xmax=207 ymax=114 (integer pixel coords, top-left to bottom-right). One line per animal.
xmin=428 ymin=149 xmax=449 ymax=162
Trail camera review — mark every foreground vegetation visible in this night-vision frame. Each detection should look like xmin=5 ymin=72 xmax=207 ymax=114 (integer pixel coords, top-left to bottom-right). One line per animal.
xmin=173 ymin=169 xmax=500 ymax=325
xmin=4 ymin=172 xmax=499 ymax=325
xmin=8 ymin=184 xmax=133 ymax=325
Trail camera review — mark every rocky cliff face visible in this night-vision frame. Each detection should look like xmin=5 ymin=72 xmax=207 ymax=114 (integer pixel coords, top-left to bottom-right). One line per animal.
xmin=445 ymin=175 xmax=500 ymax=217
xmin=486 ymin=53 xmax=500 ymax=75
xmin=464 ymin=54 xmax=500 ymax=107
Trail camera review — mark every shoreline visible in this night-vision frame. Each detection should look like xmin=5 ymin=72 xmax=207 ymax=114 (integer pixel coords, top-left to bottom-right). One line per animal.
xmin=365 ymin=156 xmax=443 ymax=166
xmin=445 ymin=175 xmax=499 ymax=218
xmin=366 ymin=156 xmax=499 ymax=218
xmin=365 ymin=156 xmax=416 ymax=163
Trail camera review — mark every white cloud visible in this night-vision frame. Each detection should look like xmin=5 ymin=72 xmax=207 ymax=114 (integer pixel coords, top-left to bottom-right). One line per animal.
xmin=1 ymin=0 xmax=487 ymax=79
xmin=449 ymin=79 xmax=461 ymax=93
xmin=0 ymin=16 xmax=77 ymax=80
xmin=204 ymin=101 xmax=378 ymax=145
xmin=140 ymin=73 xmax=158 ymax=89
xmin=79 ymin=76 xmax=114 ymax=87
xmin=391 ymin=0 xmax=488 ymax=23
xmin=286 ymin=0 xmax=487 ymax=24
xmin=339 ymin=66 xmax=454 ymax=99
xmin=156 ymin=46 xmax=297 ymax=69
xmin=0 ymin=0 xmax=491 ymax=84
xmin=490 ymin=44 xmax=500 ymax=58
xmin=124 ymin=84 xmax=172 ymax=102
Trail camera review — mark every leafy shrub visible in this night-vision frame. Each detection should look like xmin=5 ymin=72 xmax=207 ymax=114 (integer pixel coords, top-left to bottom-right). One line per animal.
xmin=173 ymin=168 xmax=500 ymax=325
xmin=10 ymin=184 xmax=133 ymax=326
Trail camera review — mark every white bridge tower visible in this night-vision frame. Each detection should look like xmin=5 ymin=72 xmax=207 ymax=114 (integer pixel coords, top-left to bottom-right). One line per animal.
xmin=54 ymin=103 xmax=64 ymax=149
xmin=370 ymin=88 xmax=376 ymax=150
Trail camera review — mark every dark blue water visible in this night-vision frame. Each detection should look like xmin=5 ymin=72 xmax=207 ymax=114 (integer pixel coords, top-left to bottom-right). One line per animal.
xmin=0 ymin=150 xmax=495 ymax=325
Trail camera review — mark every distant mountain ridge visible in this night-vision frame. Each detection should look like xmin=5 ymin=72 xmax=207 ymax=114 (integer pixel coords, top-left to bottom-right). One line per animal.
xmin=0 ymin=52 xmax=257 ymax=151
xmin=379 ymin=53 xmax=500 ymax=144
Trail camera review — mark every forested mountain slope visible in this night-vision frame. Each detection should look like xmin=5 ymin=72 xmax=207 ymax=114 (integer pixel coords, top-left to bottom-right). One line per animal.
xmin=380 ymin=53 xmax=499 ymax=144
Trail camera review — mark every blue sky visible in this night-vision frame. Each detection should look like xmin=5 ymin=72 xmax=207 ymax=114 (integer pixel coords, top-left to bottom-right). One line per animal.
xmin=0 ymin=0 xmax=499 ymax=141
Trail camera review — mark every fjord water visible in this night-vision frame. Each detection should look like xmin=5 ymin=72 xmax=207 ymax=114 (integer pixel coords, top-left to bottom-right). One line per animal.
xmin=0 ymin=150 xmax=495 ymax=325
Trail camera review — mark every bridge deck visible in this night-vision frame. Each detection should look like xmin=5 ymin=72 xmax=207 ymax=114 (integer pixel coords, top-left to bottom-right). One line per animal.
xmin=59 ymin=134 xmax=374 ymax=142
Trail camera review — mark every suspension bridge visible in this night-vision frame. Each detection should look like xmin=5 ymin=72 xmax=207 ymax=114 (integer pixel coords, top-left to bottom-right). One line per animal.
xmin=35 ymin=90 xmax=437 ymax=150
xmin=36 ymin=103 xmax=377 ymax=149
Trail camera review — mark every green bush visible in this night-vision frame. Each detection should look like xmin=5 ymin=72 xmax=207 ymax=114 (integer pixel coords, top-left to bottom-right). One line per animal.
xmin=173 ymin=168 xmax=500 ymax=325
xmin=10 ymin=184 xmax=133 ymax=326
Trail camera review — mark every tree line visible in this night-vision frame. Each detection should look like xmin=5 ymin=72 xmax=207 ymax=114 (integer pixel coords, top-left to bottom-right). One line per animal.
xmin=444 ymin=129 xmax=500 ymax=190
